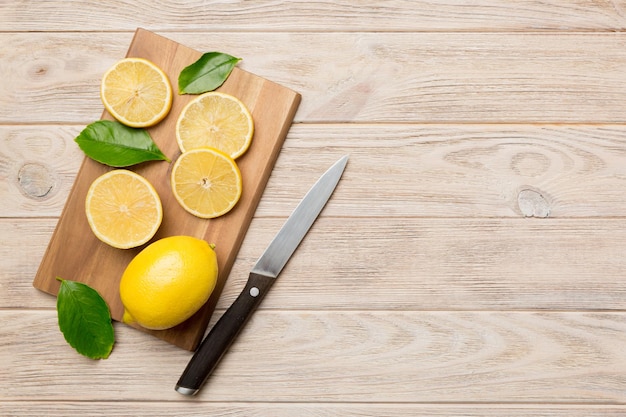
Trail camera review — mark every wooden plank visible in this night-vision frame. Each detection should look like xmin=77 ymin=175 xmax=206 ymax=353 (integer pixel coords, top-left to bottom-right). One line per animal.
xmin=1 ymin=402 xmax=625 ymax=417
xmin=3 ymin=33 xmax=626 ymax=124
xmin=4 ymin=124 xmax=626 ymax=219
xmin=224 ymin=217 xmax=626 ymax=312
xmin=2 ymin=310 xmax=625 ymax=403
xmin=7 ymin=217 xmax=626 ymax=311
xmin=32 ymin=29 xmax=301 ymax=351
xmin=2 ymin=1 xmax=626 ymax=32
xmin=263 ymin=124 xmax=626 ymax=218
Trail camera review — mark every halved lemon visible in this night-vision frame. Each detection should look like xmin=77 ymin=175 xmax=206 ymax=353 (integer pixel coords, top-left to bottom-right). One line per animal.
xmin=85 ymin=169 xmax=163 ymax=249
xmin=176 ymin=92 xmax=254 ymax=159
xmin=100 ymin=57 xmax=173 ymax=128
xmin=171 ymin=148 xmax=243 ymax=218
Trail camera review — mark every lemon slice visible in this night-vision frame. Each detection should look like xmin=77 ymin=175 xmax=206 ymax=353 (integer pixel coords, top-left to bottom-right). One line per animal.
xmin=171 ymin=148 xmax=243 ymax=218
xmin=176 ymin=92 xmax=254 ymax=159
xmin=85 ymin=169 xmax=163 ymax=249
xmin=100 ymin=57 xmax=173 ymax=128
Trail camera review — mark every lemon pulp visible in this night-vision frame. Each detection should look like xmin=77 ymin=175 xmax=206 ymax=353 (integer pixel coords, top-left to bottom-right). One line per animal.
xmin=100 ymin=57 xmax=173 ymax=128
xmin=176 ymin=91 xmax=253 ymax=159
xmin=85 ymin=169 xmax=162 ymax=249
xmin=171 ymin=147 xmax=243 ymax=219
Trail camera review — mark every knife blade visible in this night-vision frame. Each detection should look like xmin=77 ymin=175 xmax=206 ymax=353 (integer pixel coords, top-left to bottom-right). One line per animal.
xmin=175 ymin=155 xmax=349 ymax=395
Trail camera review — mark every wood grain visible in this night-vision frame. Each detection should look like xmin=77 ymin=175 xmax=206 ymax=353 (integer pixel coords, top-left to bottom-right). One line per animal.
xmin=5 ymin=124 xmax=626 ymax=219
xmin=2 ymin=403 xmax=625 ymax=417
xmin=4 ymin=32 xmax=626 ymax=124
xmin=31 ymin=29 xmax=301 ymax=350
xmin=2 ymin=310 xmax=625 ymax=403
xmin=0 ymin=125 xmax=83 ymax=217
xmin=2 ymin=1 xmax=626 ymax=31
xmin=6 ymin=217 xmax=626 ymax=311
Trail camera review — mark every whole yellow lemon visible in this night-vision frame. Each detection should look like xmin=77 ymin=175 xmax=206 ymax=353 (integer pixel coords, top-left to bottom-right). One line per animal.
xmin=119 ymin=236 xmax=218 ymax=330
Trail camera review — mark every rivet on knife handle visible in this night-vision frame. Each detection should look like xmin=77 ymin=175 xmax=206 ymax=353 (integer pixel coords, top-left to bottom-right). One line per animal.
xmin=175 ymin=155 xmax=349 ymax=396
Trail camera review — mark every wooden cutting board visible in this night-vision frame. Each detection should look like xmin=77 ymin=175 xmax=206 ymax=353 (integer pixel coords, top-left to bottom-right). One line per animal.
xmin=33 ymin=28 xmax=301 ymax=351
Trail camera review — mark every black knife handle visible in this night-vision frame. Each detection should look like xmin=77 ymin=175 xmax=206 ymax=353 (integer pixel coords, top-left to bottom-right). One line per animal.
xmin=175 ymin=272 xmax=275 ymax=395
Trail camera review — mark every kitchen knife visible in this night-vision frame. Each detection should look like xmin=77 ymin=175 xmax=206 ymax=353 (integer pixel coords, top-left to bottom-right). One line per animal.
xmin=175 ymin=155 xmax=349 ymax=395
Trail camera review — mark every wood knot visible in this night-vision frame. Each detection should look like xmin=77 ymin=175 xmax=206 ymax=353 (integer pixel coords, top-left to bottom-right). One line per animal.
xmin=29 ymin=63 xmax=51 ymax=80
xmin=517 ymin=188 xmax=550 ymax=218
xmin=17 ymin=163 xmax=56 ymax=199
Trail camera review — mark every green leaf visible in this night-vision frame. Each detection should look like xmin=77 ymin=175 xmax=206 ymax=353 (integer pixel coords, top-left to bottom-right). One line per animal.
xmin=56 ymin=278 xmax=115 ymax=360
xmin=178 ymin=52 xmax=241 ymax=95
xmin=74 ymin=120 xmax=170 ymax=167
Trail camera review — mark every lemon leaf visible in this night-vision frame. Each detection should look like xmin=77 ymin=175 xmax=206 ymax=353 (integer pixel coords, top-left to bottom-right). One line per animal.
xmin=56 ymin=278 xmax=115 ymax=360
xmin=75 ymin=120 xmax=170 ymax=167
xmin=178 ymin=52 xmax=241 ymax=95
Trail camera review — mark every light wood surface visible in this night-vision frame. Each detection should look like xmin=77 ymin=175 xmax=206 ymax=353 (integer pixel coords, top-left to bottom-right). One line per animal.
xmin=2 ymin=1 xmax=626 ymax=415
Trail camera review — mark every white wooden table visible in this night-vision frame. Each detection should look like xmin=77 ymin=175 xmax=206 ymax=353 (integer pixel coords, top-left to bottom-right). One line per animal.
xmin=2 ymin=1 xmax=626 ymax=415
